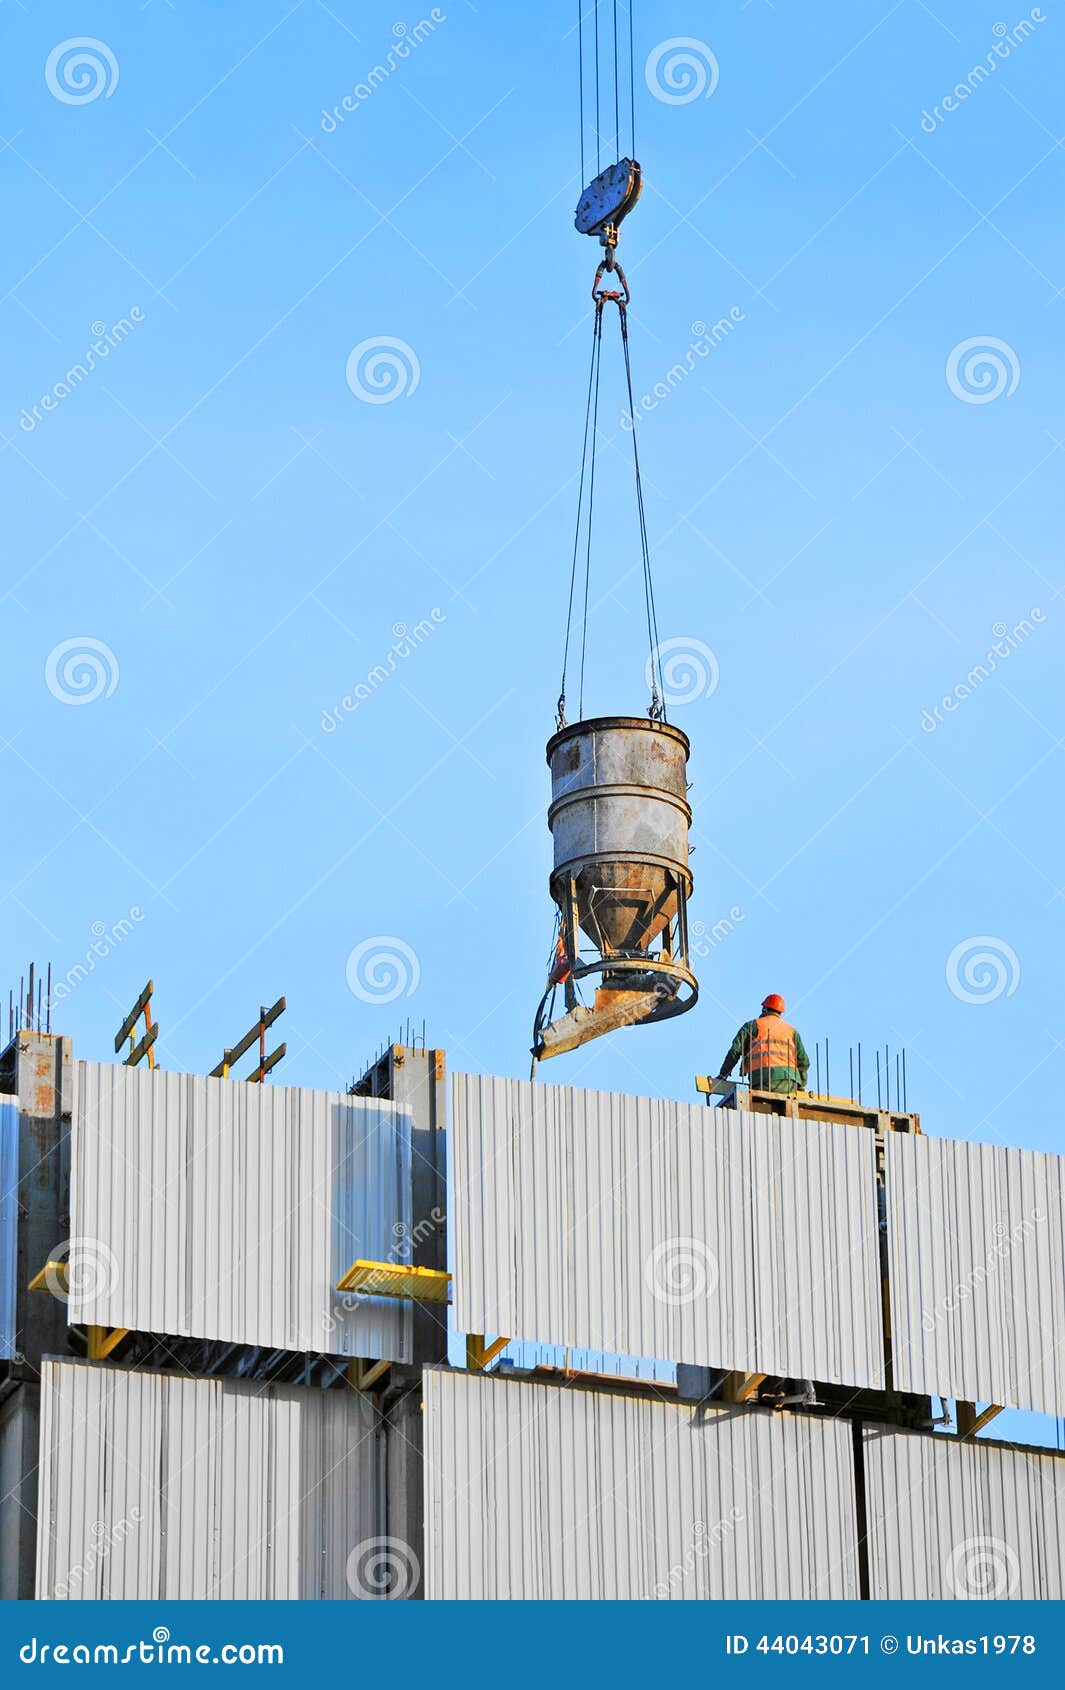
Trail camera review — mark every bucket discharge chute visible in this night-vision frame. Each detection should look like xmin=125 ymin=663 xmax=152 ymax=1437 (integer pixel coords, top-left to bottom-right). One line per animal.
xmin=533 ymin=717 xmax=697 ymax=1061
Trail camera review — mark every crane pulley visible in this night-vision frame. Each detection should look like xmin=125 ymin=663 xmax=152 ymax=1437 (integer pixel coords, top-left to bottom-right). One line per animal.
xmin=575 ymin=155 xmax=642 ymax=287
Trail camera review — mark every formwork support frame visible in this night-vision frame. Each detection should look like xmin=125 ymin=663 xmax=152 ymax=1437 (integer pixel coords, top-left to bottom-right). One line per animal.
xmin=465 ymin=1334 xmax=510 ymax=1372
xmin=722 ymin=1370 xmax=767 ymax=1403
xmin=347 ymin=1357 xmax=390 ymax=1391
xmin=957 ymin=1400 xmax=1005 ymax=1439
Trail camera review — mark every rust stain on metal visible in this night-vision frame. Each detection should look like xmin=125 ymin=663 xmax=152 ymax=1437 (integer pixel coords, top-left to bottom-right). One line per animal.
xmin=21 ymin=1036 xmax=58 ymax=1118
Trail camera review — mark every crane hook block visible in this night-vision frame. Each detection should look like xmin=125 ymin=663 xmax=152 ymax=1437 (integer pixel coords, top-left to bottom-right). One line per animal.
xmin=574 ymin=158 xmax=642 ymax=239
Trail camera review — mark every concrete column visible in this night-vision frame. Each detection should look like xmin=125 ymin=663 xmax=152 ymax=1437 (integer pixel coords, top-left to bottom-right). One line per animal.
xmin=14 ymin=1033 xmax=74 ymax=1372
xmin=0 ymin=1031 xmax=73 ymax=1598
xmin=383 ymin=1381 xmax=426 ymax=1600
xmin=387 ymin=1046 xmax=447 ymax=1366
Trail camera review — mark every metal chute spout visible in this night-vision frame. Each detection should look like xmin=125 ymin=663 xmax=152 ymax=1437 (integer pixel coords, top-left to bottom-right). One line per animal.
xmin=533 ymin=986 xmax=673 ymax=1062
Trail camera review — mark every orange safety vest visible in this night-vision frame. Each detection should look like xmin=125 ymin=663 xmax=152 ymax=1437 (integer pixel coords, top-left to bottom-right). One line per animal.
xmin=741 ymin=1014 xmax=799 ymax=1075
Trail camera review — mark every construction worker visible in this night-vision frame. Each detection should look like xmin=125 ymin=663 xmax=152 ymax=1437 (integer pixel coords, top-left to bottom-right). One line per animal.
xmin=716 ymin=993 xmax=809 ymax=1095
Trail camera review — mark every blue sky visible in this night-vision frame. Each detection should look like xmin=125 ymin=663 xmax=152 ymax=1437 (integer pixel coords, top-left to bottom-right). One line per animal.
xmin=2 ymin=1 xmax=1063 ymax=1430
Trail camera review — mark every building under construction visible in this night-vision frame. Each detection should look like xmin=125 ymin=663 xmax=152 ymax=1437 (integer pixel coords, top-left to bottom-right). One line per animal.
xmin=3 ymin=4 xmax=1061 ymax=1610
xmin=2 ymin=1003 xmax=1063 ymax=1601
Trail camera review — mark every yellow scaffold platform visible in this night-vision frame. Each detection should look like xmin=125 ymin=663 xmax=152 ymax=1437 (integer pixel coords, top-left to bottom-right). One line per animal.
xmin=336 ymin=1260 xmax=452 ymax=1304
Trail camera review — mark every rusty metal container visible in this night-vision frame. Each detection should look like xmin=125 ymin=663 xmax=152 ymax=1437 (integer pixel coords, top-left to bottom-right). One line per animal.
xmin=534 ymin=717 xmax=697 ymax=1057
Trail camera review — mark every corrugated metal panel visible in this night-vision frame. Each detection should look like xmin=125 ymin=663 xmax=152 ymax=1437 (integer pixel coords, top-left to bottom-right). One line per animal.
xmin=70 ymin=1061 xmax=413 ymax=1359
xmin=36 ymin=1360 xmax=378 ymax=1599
xmin=0 ymin=1100 xmax=18 ymax=1361
xmin=423 ymin=1369 xmax=859 ymax=1598
xmin=451 ymin=1073 xmax=883 ymax=1387
xmin=863 ymin=1426 xmax=1065 ymax=1598
xmin=886 ymin=1133 xmax=1065 ymax=1414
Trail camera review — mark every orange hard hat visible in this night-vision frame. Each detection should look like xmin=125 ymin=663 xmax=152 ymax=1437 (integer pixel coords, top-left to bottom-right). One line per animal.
xmin=761 ymin=993 xmax=785 ymax=1014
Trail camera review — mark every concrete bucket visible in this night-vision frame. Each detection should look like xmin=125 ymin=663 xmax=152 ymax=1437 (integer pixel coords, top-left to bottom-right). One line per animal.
xmin=533 ymin=716 xmax=698 ymax=1060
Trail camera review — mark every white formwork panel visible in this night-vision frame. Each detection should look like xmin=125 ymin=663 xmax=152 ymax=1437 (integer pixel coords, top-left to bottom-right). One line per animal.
xmin=886 ymin=1132 xmax=1065 ymax=1415
xmin=70 ymin=1061 xmax=413 ymax=1360
xmin=451 ymin=1072 xmax=884 ymax=1388
xmin=35 ymin=1360 xmax=378 ymax=1599
xmin=863 ymin=1426 xmax=1065 ymax=1599
xmin=423 ymin=1368 xmax=860 ymax=1599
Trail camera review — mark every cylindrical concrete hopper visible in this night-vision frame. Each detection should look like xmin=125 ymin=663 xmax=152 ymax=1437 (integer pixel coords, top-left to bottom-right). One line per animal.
xmin=534 ymin=717 xmax=698 ymax=1059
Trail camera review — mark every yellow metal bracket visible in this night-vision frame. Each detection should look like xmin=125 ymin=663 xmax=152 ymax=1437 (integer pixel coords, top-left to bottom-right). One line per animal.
xmin=957 ymin=1401 xmax=1004 ymax=1439
xmin=30 ymin=1262 xmax=128 ymax=1359
xmin=28 ymin=1260 xmax=70 ymax=1295
xmin=723 ymin=1370 xmax=767 ymax=1403
xmin=347 ymin=1358 xmax=391 ymax=1391
xmin=466 ymin=1333 xmax=510 ymax=1371
xmin=86 ymin=1324 xmax=129 ymax=1361
xmin=336 ymin=1260 xmax=451 ymax=1303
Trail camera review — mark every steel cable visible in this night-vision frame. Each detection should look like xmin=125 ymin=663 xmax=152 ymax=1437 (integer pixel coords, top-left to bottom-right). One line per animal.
xmin=558 ymin=305 xmax=605 ymax=727
xmin=618 ymin=304 xmax=665 ymax=718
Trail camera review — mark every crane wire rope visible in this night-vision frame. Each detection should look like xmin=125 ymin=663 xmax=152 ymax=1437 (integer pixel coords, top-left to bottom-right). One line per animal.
xmin=557 ymin=303 xmax=604 ymax=729
xmin=594 ymin=1 xmax=600 ymax=177
xmin=628 ymin=0 xmax=635 ymax=157
xmin=558 ymin=0 xmax=665 ymax=727
xmin=578 ymin=3 xmax=585 ymax=186
xmin=612 ymin=0 xmax=619 ymax=157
